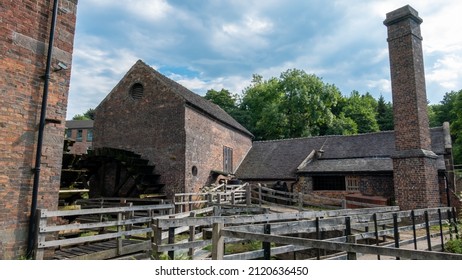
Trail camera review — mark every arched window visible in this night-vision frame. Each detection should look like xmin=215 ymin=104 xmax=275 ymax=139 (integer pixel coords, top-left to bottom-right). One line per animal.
xmin=129 ymin=83 xmax=144 ymax=100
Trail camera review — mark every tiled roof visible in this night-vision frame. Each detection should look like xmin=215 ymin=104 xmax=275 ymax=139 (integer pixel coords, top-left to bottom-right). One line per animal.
xmin=138 ymin=60 xmax=253 ymax=138
xmin=235 ymin=127 xmax=447 ymax=180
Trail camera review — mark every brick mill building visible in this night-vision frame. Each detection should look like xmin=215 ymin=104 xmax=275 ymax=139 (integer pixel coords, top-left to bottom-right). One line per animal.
xmin=93 ymin=60 xmax=254 ymax=198
xmin=0 ymin=0 xmax=78 ymax=259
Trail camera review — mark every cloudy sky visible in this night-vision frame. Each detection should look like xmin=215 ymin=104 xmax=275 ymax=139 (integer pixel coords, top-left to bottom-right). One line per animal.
xmin=66 ymin=0 xmax=462 ymax=119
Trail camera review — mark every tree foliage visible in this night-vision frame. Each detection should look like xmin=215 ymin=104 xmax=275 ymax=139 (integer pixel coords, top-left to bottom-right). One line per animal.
xmin=239 ymin=70 xmax=340 ymax=140
xmin=72 ymin=108 xmax=95 ymax=120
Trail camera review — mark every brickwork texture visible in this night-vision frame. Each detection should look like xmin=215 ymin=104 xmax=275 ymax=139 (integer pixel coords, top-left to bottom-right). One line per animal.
xmin=0 ymin=0 xmax=78 ymax=259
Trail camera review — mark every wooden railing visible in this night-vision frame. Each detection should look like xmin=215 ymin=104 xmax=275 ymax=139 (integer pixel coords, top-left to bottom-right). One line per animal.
xmin=34 ymin=203 xmax=174 ymax=260
xmin=151 ymin=206 xmax=401 ymax=259
xmin=211 ymin=207 xmax=462 ymax=260
xmin=173 ymin=183 xmax=248 ymax=213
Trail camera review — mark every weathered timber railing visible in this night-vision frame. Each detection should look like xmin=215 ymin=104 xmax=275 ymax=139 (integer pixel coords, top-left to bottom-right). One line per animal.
xmin=250 ymin=184 xmax=384 ymax=210
xmin=34 ymin=203 xmax=174 ymax=260
xmin=211 ymin=206 xmax=462 ymax=260
xmin=152 ymin=206 xmax=400 ymax=259
xmin=174 ymin=183 xmax=248 ymax=213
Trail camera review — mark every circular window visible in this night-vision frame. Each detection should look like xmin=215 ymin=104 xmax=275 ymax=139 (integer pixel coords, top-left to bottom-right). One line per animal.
xmin=130 ymin=83 xmax=144 ymax=100
xmin=192 ymin=166 xmax=198 ymax=176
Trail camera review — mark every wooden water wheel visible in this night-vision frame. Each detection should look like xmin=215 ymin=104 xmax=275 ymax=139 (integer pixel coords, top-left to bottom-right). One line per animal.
xmin=76 ymin=147 xmax=165 ymax=198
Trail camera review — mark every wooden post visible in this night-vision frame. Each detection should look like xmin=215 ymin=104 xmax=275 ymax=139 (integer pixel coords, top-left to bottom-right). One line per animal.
xmin=34 ymin=208 xmax=47 ymax=260
xmin=246 ymin=184 xmax=251 ymax=206
xmin=438 ymin=209 xmax=445 ymax=252
xmin=298 ymin=192 xmax=303 ymax=211
xmin=316 ymin=217 xmax=321 ymax=260
xmin=231 ymin=192 xmax=235 ymax=205
xmin=152 ymin=219 xmax=163 ymax=259
xmin=424 ymin=211 xmax=432 ymax=251
xmin=342 ymin=199 xmax=347 ymax=209
xmin=263 ymin=224 xmax=271 ymax=260
xmin=212 ymin=223 xmax=224 ymax=260
xmin=168 ymin=226 xmax=175 ymax=260
xmin=393 ymin=213 xmax=400 ymax=260
xmin=207 ymin=193 xmax=213 ymax=206
xmin=411 ymin=210 xmax=418 ymax=250
xmin=213 ymin=206 xmax=220 ymax=216
xmin=258 ymin=185 xmax=262 ymax=207
xmin=346 ymin=235 xmax=357 ymax=260
xmin=189 ymin=194 xmax=193 ymax=211
xmin=217 ymin=193 xmax=222 ymax=205
xmin=373 ymin=213 xmax=380 ymax=260
xmin=188 ymin=212 xmax=197 ymax=257
xmin=117 ymin=212 xmax=123 ymax=256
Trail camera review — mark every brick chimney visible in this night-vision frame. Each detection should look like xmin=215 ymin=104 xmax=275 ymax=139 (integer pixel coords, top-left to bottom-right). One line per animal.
xmin=384 ymin=5 xmax=440 ymax=210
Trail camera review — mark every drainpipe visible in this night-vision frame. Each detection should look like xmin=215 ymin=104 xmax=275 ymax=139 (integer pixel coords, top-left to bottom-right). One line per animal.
xmin=26 ymin=0 xmax=60 ymax=259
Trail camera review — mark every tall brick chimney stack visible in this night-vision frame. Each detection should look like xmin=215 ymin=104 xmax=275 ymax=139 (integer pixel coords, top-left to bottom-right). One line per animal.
xmin=384 ymin=5 xmax=440 ymax=210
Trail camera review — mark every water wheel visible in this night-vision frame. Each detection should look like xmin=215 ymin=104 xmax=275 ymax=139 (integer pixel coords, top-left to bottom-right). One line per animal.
xmin=77 ymin=147 xmax=164 ymax=198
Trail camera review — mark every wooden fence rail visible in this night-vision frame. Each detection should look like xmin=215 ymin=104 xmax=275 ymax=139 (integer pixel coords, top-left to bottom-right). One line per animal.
xmin=211 ymin=206 xmax=461 ymax=260
xmin=34 ymin=203 xmax=174 ymax=260
xmin=152 ymin=206 xmax=402 ymax=259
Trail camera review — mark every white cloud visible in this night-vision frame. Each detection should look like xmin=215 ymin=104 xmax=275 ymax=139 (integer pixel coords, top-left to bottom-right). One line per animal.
xmin=67 ymin=37 xmax=140 ymax=119
xmin=427 ymin=54 xmax=462 ymax=90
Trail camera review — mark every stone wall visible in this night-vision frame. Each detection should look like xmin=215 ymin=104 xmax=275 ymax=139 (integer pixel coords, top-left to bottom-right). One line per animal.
xmin=0 ymin=0 xmax=78 ymax=259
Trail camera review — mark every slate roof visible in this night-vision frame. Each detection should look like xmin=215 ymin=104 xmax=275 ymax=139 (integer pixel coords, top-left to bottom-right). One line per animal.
xmin=235 ymin=127 xmax=447 ymax=180
xmin=137 ymin=60 xmax=253 ymax=138
xmin=65 ymin=120 xmax=94 ymax=129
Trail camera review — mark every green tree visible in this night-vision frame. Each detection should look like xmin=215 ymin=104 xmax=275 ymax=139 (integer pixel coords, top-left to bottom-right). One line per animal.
xmin=428 ymin=91 xmax=458 ymax=126
xmin=239 ymin=70 xmax=341 ymax=140
xmin=342 ymin=91 xmax=379 ymax=133
xmin=449 ymin=90 xmax=462 ymax=164
xmin=324 ymin=113 xmax=358 ymax=135
xmin=72 ymin=108 xmax=95 ymax=120
xmin=376 ymin=95 xmax=394 ymax=131
xmin=278 ymin=69 xmax=340 ymax=137
xmin=240 ymin=75 xmax=285 ymax=140
xmin=204 ymin=89 xmax=237 ymax=113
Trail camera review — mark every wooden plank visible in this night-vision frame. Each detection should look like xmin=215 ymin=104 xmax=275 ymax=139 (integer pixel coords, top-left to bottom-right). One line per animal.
xmin=221 ymin=230 xmax=462 ymax=260
xmin=58 ymin=241 xmax=150 ymax=260
xmin=155 ymin=206 xmax=400 ymax=228
xmin=41 ymin=204 xmax=174 ymax=218
xmin=39 ymin=228 xmax=151 ymax=248
xmin=156 ymin=239 xmax=211 ymax=252
xmin=41 ymin=216 xmax=151 ymax=233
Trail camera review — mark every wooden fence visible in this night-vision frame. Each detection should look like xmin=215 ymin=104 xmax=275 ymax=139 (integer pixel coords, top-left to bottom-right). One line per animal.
xmin=211 ymin=206 xmax=461 ymax=260
xmin=173 ymin=183 xmax=248 ymax=213
xmin=152 ymin=206 xmax=408 ymax=259
xmin=173 ymin=183 xmax=387 ymax=214
xmin=34 ymin=203 xmax=174 ymax=260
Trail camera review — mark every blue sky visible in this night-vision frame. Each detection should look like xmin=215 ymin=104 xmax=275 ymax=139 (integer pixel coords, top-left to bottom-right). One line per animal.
xmin=66 ymin=0 xmax=462 ymax=119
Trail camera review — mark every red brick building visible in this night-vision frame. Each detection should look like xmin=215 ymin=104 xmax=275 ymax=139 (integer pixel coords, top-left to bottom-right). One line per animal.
xmin=0 ymin=0 xmax=78 ymax=259
xmin=65 ymin=120 xmax=93 ymax=154
xmin=93 ymin=60 xmax=254 ymax=198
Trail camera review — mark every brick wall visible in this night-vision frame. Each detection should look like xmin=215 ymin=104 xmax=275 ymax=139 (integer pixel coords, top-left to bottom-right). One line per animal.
xmin=0 ymin=0 xmax=78 ymax=259
xmin=185 ymin=107 xmax=252 ymax=193
xmin=94 ymin=62 xmax=187 ymax=198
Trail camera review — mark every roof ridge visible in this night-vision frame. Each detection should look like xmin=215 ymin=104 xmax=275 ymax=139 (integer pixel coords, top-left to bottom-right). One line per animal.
xmin=253 ymin=126 xmax=444 ymax=144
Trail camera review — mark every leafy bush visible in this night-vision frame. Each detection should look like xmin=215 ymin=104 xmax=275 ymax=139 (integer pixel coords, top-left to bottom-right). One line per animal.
xmin=445 ymin=239 xmax=462 ymax=254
